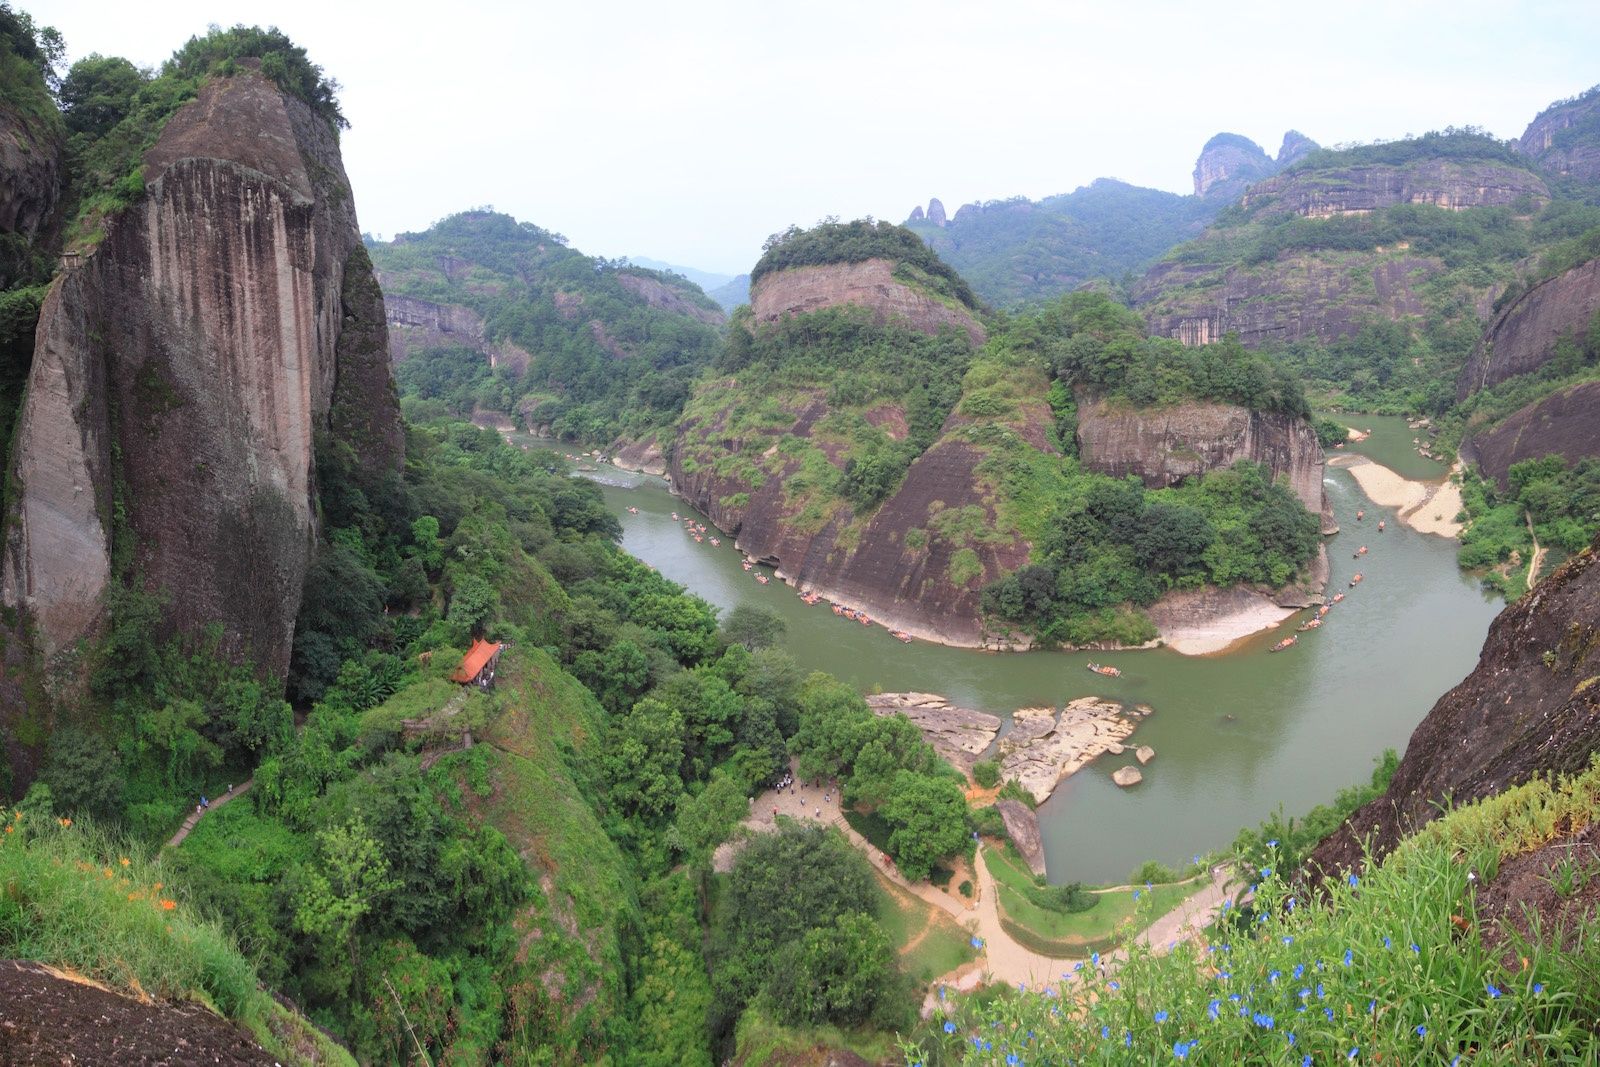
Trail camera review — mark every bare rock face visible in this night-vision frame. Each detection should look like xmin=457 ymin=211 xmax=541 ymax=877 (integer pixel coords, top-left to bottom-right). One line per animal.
xmin=382 ymin=293 xmax=531 ymax=376
xmin=0 ymin=103 xmax=63 ymax=286
xmin=1239 ymin=159 xmax=1548 ymax=220
xmin=615 ymin=270 xmax=727 ymax=326
xmin=1306 ymin=532 xmax=1600 ymax=882
xmin=1193 ymin=133 xmax=1276 ymax=199
xmin=926 ymin=198 xmax=948 ymax=227
xmin=1276 ymin=130 xmax=1319 ymax=168
xmin=1466 ymin=381 xmax=1600 ymax=489
xmin=2 ymin=69 xmax=403 ymax=685
xmin=1516 ymin=89 xmax=1600 ymax=184
xmin=908 ymin=205 xmax=925 ymax=223
xmin=994 ymin=798 xmax=1046 ymax=876
xmin=1075 ymin=395 xmax=1328 ymax=520
xmin=608 ymin=434 xmax=667 ymax=476
xmin=865 ymin=693 xmax=1001 ymax=772
xmin=997 ymin=697 xmax=1141 ymax=804
xmin=1458 ymin=255 xmax=1600 ymax=399
xmin=749 ymin=258 xmax=986 ymax=346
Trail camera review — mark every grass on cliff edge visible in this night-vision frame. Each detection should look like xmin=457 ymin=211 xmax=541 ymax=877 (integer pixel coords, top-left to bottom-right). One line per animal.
xmin=0 ymin=808 xmax=353 ymax=1066
xmin=908 ymin=756 xmax=1600 ymax=1065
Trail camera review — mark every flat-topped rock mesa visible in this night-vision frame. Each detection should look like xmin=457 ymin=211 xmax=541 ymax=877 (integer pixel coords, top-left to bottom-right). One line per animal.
xmin=383 ymin=293 xmax=533 ymax=374
xmin=997 ymin=698 xmax=1149 ymax=804
xmin=1516 ymin=86 xmax=1600 ymax=185
xmin=2 ymin=65 xmax=404 ymax=687
xmin=1457 ymin=253 xmax=1600 ymax=399
xmin=749 ymin=257 xmax=986 ymax=346
xmin=1075 ymin=395 xmax=1333 ymax=531
xmin=865 ymin=692 xmax=1002 ymax=772
xmin=1464 ymin=380 xmax=1600 ymax=490
xmin=1307 ymin=529 xmax=1600 ymax=881
xmin=1238 ymin=158 xmax=1549 ymax=220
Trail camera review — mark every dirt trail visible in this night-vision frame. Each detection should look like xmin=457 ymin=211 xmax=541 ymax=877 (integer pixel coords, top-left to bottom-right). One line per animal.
xmin=163 ymin=781 xmax=252 ymax=850
xmin=1526 ymin=510 xmax=1546 ymax=589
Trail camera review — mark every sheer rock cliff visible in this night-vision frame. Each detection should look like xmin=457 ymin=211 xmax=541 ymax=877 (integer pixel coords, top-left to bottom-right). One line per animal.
xmin=1 ymin=67 xmax=403 ymax=689
xmin=749 ymin=257 xmax=986 ymax=346
xmin=1457 ymin=254 xmax=1600 ymax=399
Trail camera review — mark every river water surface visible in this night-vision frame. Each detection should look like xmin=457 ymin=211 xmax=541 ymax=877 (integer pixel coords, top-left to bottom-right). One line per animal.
xmin=532 ymin=433 xmax=1497 ymax=884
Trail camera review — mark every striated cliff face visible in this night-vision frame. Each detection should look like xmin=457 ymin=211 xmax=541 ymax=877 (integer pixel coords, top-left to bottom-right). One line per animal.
xmin=1466 ymin=380 xmax=1600 ymax=489
xmin=1516 ymin=89 xmax=1600 ymax=185
xmin=1136 ymin=252 xmax=1444 ymax=348
xmin=0 ymin=102 xmax=63 ymax=286
xmin=1307 ymin=532 xmax=1600 ymax=879
xmin=1240 ymin=160 xmax=1548 ymax=219
xmin=749 ymin=258 xmax=986 ymax=346
xmin=1457 ymin=254 xmax=1600 ymax=398
xmin=615 ymin=270 xmax=726 ymax=326
xmin=671 ymin=392 xmax=1045 ymax=647
xmin=1075 ymin=395 xmax=1334 ymax=530
xmin=383 ymin=292 xmax=532 ymax=374
xmin=2 ymin=68 xmax=403 ymax=685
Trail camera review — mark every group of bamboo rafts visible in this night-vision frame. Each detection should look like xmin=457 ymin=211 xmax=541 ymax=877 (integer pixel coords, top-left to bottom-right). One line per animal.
xmin=669 ymin=511 xmax=914 ymax=642
xmin=1270 ymin=508 xmax=1383 ymax=653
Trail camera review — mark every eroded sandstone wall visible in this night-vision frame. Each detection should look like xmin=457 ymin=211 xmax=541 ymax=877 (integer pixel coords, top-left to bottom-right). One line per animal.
xmin=1466 ymin=380 xmax=1600 ymax=488
xmin=2 ymin=68 xmax=402 ymax=684
xmin=1457 ymin=255 xmax=1600 ymax=399
xmin=749 ymin=258 xmax=986 ymax=346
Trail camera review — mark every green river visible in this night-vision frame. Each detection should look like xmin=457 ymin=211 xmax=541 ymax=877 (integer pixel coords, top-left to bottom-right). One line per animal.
xmin=525 ymin=417 xmax=1497 ymax=884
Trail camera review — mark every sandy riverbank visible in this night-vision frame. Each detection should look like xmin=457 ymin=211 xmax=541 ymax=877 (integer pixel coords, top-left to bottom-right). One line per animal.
xmin=1146 ymin=585 xmax=1298 ymax=655
xmin=1328 ymin=454 xmax=1464 ymax=538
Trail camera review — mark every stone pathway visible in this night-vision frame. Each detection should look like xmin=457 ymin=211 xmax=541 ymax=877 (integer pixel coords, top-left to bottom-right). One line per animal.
xmin=163 ymin=780 xmax=252 ymax=850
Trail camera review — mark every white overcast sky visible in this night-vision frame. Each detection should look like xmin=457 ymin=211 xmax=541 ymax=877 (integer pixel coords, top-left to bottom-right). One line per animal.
xmin=23 ymin=0 xmax=1600 ymax=275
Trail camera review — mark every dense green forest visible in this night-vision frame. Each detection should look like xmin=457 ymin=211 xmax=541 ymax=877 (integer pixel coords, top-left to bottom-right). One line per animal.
xmin=372 ymin=210 xmax=725 ymax=442
xmin=906 ymin=179 xmax=1218 ymax=307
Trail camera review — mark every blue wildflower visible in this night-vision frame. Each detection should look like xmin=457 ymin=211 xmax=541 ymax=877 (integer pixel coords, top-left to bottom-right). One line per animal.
xmin=1173 ymin=1040 xmax=1195 ymax=1059
xmin=944 ymin=1021 xmax=957 ymax=1034
xmin=1304 ymin=1058 xmax=1312 ymax=1067
xmin=1154 ymin=1010 xmax=1169 ymax=1023
xmin=971 ymin=937 xmax=984 ymax=948
xmin=1101 ymin=1025 xmax=1109 ymax=1039
xmin=1534 ymin=983 xmax=1545 ymax=994
xmin=1415 ymin=1025 xmax=1426 ymax=1037
xmin=1208 ymin=999 xmax=1220 ymax=1020
xmin=1092 ymin=952 xmax=1100 ymax=966
xmin=1125 ymin=1031 xmax=1133 ymax=1047
xmin=1349 ymin=1048 xmax=1359 ymax=1060
xmin=1343 ymin=949 xmax=1353 ymax=967
xmin=1324 ymin=1007 xmax=1335 ymax=1021
xmin=1018 ymin=981 xmax=1027 ymax=992
xmin=1218 ymin=971 xmax=1231 ymax=980
xmin=1288 ymin=1033 xmax=1296 ymax=1046
xmin=1269 ymin=970 xmax=1282 ymax=984
xmin=1006 ymin=1055 xmax=1019 ymax=1066
xmin=1258 ymin=912 xmax=1270 ymax=924
xmin=1348 ymin=873 xmax=1359 ymax=888
xmin=1383 ymin=936 xmax=1391 ymax=949
xmin=1293 ymin=963 xmax=1304 ymax=979
xmin=1133 ymin=890 xmax=1141 ymax=900
xmin=1267 ymin=839 xmax=1279 ymax=847
xmin=1317 ymin=983 xmax=1325 ymax=997
xmin=1253 ymin=1012 xmax=1275 ymax=1029
xmin=1299 ymin=988 xmax=1310 ymax=1000
xmin=1108 ymin=980 xmax=1120 ymax=990
xmin=1487 ymin=983 xmax=1502 ymax=999
xmin=1261 ymin=866 xmax=1272 ymax=877
xmin=1283 ymin=935 xmax=1295 ymax=944
xmin=1368 ymin=1000 xmax=1376 ymax=1014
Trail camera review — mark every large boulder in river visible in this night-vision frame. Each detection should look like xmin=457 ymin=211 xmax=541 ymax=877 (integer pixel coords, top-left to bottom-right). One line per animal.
xmin=998 ymin=698 xmax=1140 ymax=803
xmin=1113 ymin=766 xmax=1144 ymax=788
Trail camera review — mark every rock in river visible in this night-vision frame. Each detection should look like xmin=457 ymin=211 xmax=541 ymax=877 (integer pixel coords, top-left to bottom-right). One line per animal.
xmin=1136 ymin=745 xmax=1156 ymax=765
xmin=1112 ymin=766 xmax=1144 ymax=788
xmin=997 ymin=697 xmax=1141 ymax=804
xmin=866 ymin=693 xmax=1001 ymax=772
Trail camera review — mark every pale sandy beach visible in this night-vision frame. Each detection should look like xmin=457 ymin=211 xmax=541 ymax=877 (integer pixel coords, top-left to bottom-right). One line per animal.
xmin=1328 ymin=454 xmax=1464 ymax=538
xmin=1147 ymin=585 xmax=1297 ymax=655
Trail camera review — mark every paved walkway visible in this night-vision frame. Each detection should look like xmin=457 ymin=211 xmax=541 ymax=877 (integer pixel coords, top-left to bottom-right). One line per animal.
xmin=163 ymin=781 xmax=252 ymax=849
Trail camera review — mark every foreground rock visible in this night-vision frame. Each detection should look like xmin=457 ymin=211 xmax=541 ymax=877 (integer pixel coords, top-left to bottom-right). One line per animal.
xmin=1112 ymin=766 xmax=1144 ymax=788
xmin=997 ymin=697 xmax=1142 ymax=803
xmin=1307 ymin=531 xmax=1600 ymax=882
xmin=994 ymin=798 xmax=1046 ymax=876
xmin=867 ymin=693 xmax=1001 ymax=772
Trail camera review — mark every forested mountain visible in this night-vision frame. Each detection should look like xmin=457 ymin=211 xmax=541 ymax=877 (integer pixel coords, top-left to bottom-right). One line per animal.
xmin=672 ymin=220 xmax=1326 ymax=649
xmin=371 ymin=210 xmax=726 ymax=441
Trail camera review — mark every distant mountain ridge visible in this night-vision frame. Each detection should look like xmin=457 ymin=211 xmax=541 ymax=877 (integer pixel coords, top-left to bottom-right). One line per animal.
xmin=627 ymin=255 xmax=736 ymax=294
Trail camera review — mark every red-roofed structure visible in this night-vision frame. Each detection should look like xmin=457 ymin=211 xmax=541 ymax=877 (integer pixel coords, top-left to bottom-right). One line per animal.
xmin=452 ymin=638 xmax=504 ymax=688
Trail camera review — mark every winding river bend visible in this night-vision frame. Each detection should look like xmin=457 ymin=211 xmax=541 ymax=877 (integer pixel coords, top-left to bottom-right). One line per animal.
xmin=527 ymin=419 xmax=1499 ymax=883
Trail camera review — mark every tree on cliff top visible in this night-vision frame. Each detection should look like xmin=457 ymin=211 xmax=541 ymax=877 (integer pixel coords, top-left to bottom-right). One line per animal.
xmin=166 ymin=24 xmax=346 ymax=129
xmin=751 ymin=218 xmax=982 ymax=310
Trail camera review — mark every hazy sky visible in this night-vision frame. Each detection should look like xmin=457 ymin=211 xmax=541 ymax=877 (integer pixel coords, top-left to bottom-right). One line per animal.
xmin=24 ymin=0 xmax=1600 ymax=275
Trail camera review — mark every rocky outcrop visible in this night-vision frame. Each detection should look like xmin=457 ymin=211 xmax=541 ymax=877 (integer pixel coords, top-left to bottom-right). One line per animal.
xmin=608 ymin=434 xmax=667 ymax=476
xmin=2 ymin=67 xmax=403 ymax=685
xmin=615 ymin=270 xmax=726 ymax=326
xmin=1240 ymin=160 xmax=1548 ymax=219
xmin=1306 ymin=531 xmax=1600 ymax=881
xmin=926 ymin=198 xmax=948 ymax=227
xmin=865 ymin=692 xmax=1001 ymax=772
xmin=908 ymin=204 xmax=925 ymax=222
xmin=1193 ymin=133 xmax=1277 ymax=199
xmin=994 ymin=798 xmax=1046 ymax=876
xmin=1134 ymin=252 xmax=1446 ymax=349
xmin=997 ymin=698 xmax=1147 ymax=804
xmin=1112 ymin=766 xmax=1143 ymax=787
xmin=1466 ymin=381 xmax=1600 ymax=489
xmin=382 ymin=292 xmax=533 ymax=374
xmin=749 ymin=258 xmax=986 ymax=346
xmin=1075 ymin=395 xmax=1330 ymax=523
xmin=0 ymin=102 xmax=62 ymax=285
xmin=1516 ymin=88 xmax=1600 ymax=185
xmin=1457 ymin=255 xmax=1600 ymax=399
xmin=1276 ymin=131 xmax=1319 ymax=169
